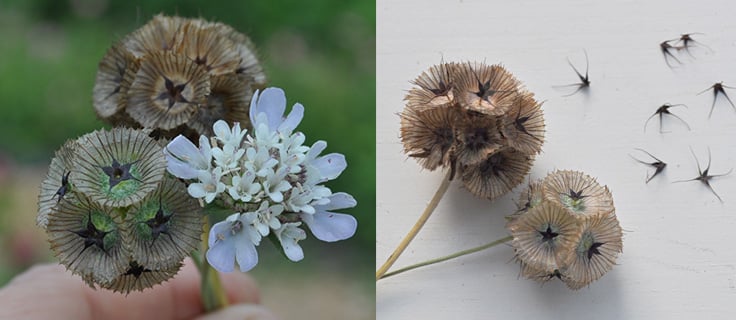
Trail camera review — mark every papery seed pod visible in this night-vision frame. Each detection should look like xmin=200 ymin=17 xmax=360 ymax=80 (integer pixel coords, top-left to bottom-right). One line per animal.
xmin=460 ymin=148 xmax=533 ymax=199
xmin=212 ymin=23 xmax=267 ymax=88
xmin=71 ymin=127 xmax=166 ymax=208
xmin=124 ymin=14 xmax=185 ymax=58
xmin=37 ymin=140 xmax=78 ymax=229
xmin=100 ymin=261 xmax=182 ymax=294
xmin=405 ymin=62 xmax=456 ymax=110
xmin=125 ymin=176 xmax=202 ymax=270
xmin=507 ymin=202 xmax=580 ymax=272
xmin=93 ymin=42 xmax=139 ymax=120
xmin=47 ymin=197 xmax=128 ymax=286
xmin=519 ymin=261 xmax=569 ymax=284
xmin=453 ymin=111 xmax=503 ymax=166
xmin=399 ymin=106 xmax=458 ymax=171
xmin=187 ymin=74 xmax=252 ymax=136
xmin=500 ymin=93 xmax=545 ymax=155
xmin=563 ymin=213 xmax=623 ymax=290
xmin=177 ymin=21 xmax=241 ymax=76
xmin=454 ymin=62 xmax=520 ymax=116
xmin=542 ymin=170 xmax=614 ymax=217
xmin=508 ymin=180 xmax=545 ymax=222
xmin=126 ymin=51 xmax=211 ymax=130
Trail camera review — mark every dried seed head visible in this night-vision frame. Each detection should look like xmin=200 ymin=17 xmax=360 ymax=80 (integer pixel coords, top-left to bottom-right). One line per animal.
xmin=460 ymin=148 xmax=533 ymax=199
xmin=93 ymin=15 xmax=266 ymax=135
xmin=37 ymin=140 xmax=78 ymax=229
xmin=126 ymin=51 xmax=211 ymax=130
xmin=455 ymin=63 xmax=520 ymax=116
xmin=400 ymin=105 xmax=458 ymax=171
xmin=507 ymin=170 xmax=622 ymax=289
xmin=507 ymin=202 xmax=580 ymax=272
xmin=125 ymin=176 xmax=202 ymax=270
xmin=93 ymin=42 xmax=139 ymax=120
xmin=563 ymin=213 xmax=623 ymax=290
xmin=542 ymin=170 xmax=614 ymax=217
xmin=406 ymin=62 xmax=456 ymax=110
xmin=177 ymin=21 xmax=241 ymax=76
xmin=188 ymin=74 xmax=252 ymax=136
xmin=500 ymin=93 xmax=545 ymax=155
xmin=47 ymin=197 xmax=128 ymax=286
xmin=100 ymin=261 xmax=182 ymax=294
xmin=124 ymin=14 xmax=186 ymax=58
xmin=453 ymin=112 xmax=503 ymax=166
xmin=400 ymin=61 xmax=543 ymax=199
xmin=71 ymin=127 xmax=166 ymax=208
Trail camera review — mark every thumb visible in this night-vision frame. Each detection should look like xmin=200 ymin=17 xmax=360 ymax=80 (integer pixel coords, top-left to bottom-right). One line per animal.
xmin=194 ymin=304 xmax=280 ymax=320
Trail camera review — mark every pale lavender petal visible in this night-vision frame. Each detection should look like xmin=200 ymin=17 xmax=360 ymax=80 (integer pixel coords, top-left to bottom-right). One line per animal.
xmin=166 ymin=135 xmax=199 ymax=160
xmin=250 ymin=88 xmax=286 ymax=130
xmin=303 ymin=211 xmax=357 ymax=242
xmin=234 ymin=235 xmax=259 ymax=272
xmin=306 ymin=140 xmax=327 ymax=162
xmin=188 ymin=183 xmax=207 ymax=198
xmin=206 ymin=241 xmax=236 ymax=273
xmin=165 ymin=159 xmax=198 ymax=179
xmin=213 ymin=120 xmax=230 ymax=139
xmin=313 ymin=153 xmax=347 ymax=181
xmin=278 ymin=103 xmax=304 ymax=134
xmin=321 ymin=192 xmax=357 ymax=211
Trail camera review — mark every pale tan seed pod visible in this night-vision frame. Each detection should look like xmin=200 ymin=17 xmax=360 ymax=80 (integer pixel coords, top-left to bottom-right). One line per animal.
xmin=124 ymin=176 xmax=202 ymax=270
xmin=519 ymin=261 xmax=570 ymax=284
xmin=187 ymin=73 xmax=252 ymax=136
xmin=563 ymin=213 xmax=623 ymax=290
xmin=460 ymin=148 xmax=533 ymax=199
xmin=400 ymin=105 xmax=458 ymax=171
xmin=124 ymin=14 xmax=186 ymax=58
xmin=177 ymin=21 xmax=241 ymax=76
xmin=126 ymin=51 xmax=211 ymax=130
xmin=500 ymin=92 xmax=545 ymax=155
xmin=542 ymin=170 xmax=614 ymax=217
xmin=71 ymin=128 xmax=166 ymax=208
xmin=453 ymin=112 xmax=503 ymax=166
xmin=37 ymin=140 xmax=78 ymax=229
xmin=507 ymin=202 xmax=581 ymax=273
xmin=211 ymin=22 xmax=267 ymax=88
xmin=405 ymin=62 xmax=456 ymax=110
xmin=507 ymin=179 xmax=545 ymax=222
xmin=454 ymin=62 xmax=520 ymax=116
xmin=100 ymin=261 xmax=182 ymax=294
xmin=46 ymin=196 xmax=128 ymax=287
xmin=93 ymin=42 xmax=139 ymax=120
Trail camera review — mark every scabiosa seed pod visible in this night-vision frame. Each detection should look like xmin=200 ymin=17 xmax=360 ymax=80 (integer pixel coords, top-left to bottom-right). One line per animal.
xmin=93 ymin=14 xmax=266 ymax=137
xmin=71 ymin=127 xmax=166 ymax=208
xmin=100 ymin=261 xmax=183 ymax=294
xmin=454 ymin=62 xmax=520 ymax=116
xmin=542 ymin=170 xmax=614 ymax=217
xmin=400 ymin=61 xmax=544 ymax=199
xmin=37 ymin=140 xmax=78 ymax=229
xmin=46 ymin=197 xmax=128 ymax=286
xmin=124 ymin=176 xmax=202 ymax=270
xmin=460 ymin=148 xmax=533 ymax=200
xmin=506 ymin=202 xmax=580 ymax=273
xmin=508 ymin=170 xmax=623 ymax=290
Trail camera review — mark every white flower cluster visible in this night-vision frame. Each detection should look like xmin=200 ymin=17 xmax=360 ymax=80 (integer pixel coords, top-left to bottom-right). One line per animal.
xmin=164 ymin=88 xmax=357 ymax=272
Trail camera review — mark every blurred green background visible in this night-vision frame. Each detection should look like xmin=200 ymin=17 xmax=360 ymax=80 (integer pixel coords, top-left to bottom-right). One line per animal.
xmin=0 ymin=0 xmax=374 ymax=318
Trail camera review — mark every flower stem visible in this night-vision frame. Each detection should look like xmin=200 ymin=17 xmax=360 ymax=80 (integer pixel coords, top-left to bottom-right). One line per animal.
xmin=194 ymin=216 xmax=229 ymax=312
xmin=376 ymin=170 xmax=452 ymax=280
xmin=379 ymin=235 xmax=513 ymax=280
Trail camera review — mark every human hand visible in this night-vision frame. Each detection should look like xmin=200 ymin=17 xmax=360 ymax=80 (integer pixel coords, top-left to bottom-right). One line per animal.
xmin=0 ymin=258 xmax=278 ymax=320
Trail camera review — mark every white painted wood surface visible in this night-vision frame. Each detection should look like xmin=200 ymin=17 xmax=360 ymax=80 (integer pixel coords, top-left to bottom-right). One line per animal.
xmin=376 ymin=0 xmax=736 ymax=318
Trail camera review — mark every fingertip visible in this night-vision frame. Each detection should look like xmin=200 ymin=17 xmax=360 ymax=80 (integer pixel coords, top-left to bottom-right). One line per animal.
xmin=194 ymin=304 xmax=280 ymax=320
xmin=220 ymin=270 xmax=261 ymax=304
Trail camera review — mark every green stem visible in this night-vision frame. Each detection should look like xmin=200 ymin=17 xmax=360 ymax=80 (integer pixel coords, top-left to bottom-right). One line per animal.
xmin=194 ymin=216 xmax=229 ymax=312
xmin=376 ymin=170 xmax=452 ymax=280
xmin=379 ymin=235 xmax=513 ymax=280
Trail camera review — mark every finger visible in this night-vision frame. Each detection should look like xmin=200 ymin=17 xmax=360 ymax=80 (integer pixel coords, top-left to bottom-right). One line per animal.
xmin=0 ymin=259 xmax=261 ymax=320
xmin=194 ymin=304 xmax=280 ymax=320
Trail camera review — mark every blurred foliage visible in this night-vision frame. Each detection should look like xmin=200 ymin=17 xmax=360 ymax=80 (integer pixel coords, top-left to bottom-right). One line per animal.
xmin=0 ymin=0 xmax=374 ymax=290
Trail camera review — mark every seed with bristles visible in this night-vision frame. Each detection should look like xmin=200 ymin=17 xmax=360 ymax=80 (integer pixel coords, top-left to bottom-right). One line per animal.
xmin=563 ymin=213 xmax=623 ymax=290
xmin=542 ymin=170 xmax=614 ymax=217
xmin=38 ymin=140 xmax=78 ymax=229
xmin=460 ymin=148 xmax=533 ymax=200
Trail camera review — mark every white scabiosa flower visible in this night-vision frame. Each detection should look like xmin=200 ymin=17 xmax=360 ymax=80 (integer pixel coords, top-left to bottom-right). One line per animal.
xmin=164 ymin=87 xmax=357 ymax=272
